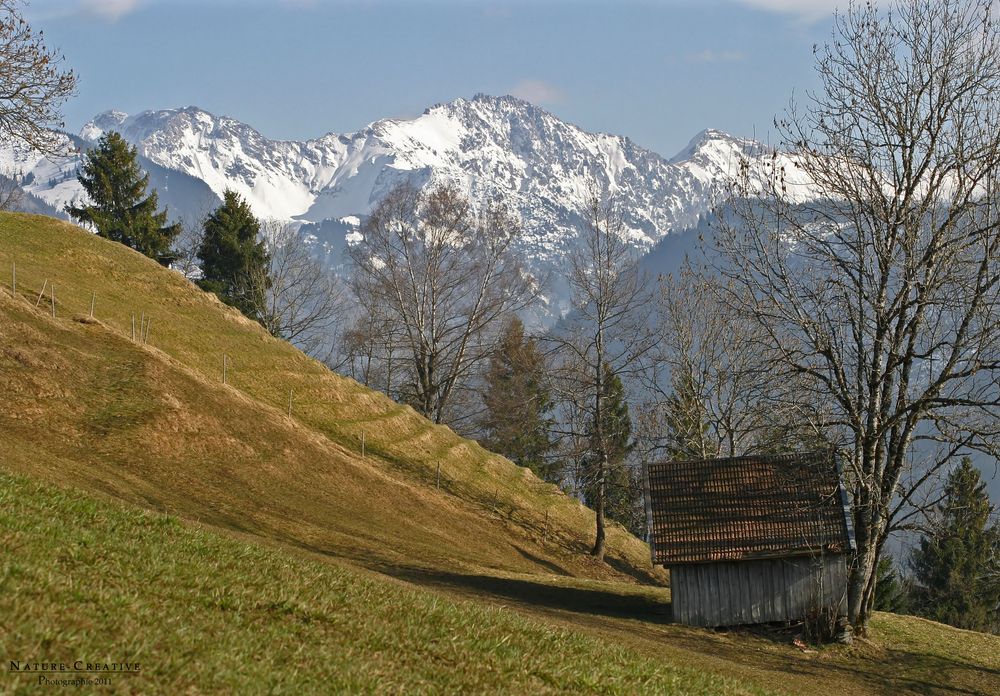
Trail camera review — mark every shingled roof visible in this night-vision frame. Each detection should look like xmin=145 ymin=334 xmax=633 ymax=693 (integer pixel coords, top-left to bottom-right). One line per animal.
xmin=644 ymin=450 xmax=855 ymax=565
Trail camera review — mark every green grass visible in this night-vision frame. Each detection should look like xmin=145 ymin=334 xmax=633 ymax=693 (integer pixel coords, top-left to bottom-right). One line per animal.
xmin=0 ymin=472 xmax=762 ymax=695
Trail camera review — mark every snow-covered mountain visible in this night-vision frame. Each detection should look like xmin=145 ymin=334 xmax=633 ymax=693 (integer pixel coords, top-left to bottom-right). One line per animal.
xmin=0 ymin=131 xmax=220 ymax=224
xmin=0 ymin=94 xmax=810 ymax=316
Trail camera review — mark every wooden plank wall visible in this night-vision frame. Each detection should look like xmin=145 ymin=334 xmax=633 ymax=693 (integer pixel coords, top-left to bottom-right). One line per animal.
xmin=670 ymin=555 xmax=847 ymax=627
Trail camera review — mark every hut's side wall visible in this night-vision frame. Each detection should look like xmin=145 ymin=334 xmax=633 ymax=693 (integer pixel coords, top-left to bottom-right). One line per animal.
xmin=670 ymin=555 xmax=847 ymax=627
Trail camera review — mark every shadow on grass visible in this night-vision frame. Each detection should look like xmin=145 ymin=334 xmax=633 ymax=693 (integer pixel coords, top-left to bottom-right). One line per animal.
xmin=869 ymin=648 xmax=1000 ymax=695
xmin=510 ymin=544 xmax=569 ymax=576
xmin=377 ymin=563 xmax=674 ymax=624
xmin=605 ymin=552 xmax=664 ymax=584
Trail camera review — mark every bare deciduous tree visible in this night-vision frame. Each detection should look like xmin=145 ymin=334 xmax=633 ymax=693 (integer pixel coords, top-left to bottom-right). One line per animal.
xmin=337 ymin=287 xmax=404 ymax=393
xmin=241 ymin=221 xmax=347 ymax=358
xmin=714 ymin=0 xmax=1000 ymax=633
xmin=548 ymin=196 xmax=655 ymax=560
xmin=0 ymin=0 xmax=76 ymax=152
xmin=171 ymin=209 xmax=211 ymax=279
xmin=348 ymin=183 xmax=532 ymax=426
xmin=644 ymin=266 xmax=828 ymax=461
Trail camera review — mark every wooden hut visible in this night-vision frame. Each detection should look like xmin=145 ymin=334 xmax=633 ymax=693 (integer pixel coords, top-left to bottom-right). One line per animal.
xmin=644 ymin=450 xmax=855 ymax=628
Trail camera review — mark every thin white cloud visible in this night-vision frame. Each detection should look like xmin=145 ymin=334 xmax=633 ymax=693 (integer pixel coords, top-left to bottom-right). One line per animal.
xmin=80 ymin=0 xmax=141 ymax=21
xmin=686 ymin=49 xmax=745 ymax=64
xmin=509 ymin=79 xmax=565 ymax=105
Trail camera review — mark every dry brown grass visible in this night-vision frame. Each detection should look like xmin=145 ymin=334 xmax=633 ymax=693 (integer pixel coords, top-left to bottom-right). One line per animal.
xmin=0 ymin=212 xmax=657 ymax=583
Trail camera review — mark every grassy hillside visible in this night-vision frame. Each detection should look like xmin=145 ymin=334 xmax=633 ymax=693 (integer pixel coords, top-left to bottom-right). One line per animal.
xmin=0 ymin=212 xmax=654 ymax=582
xmin=4 ymin=212 xmax=1000 ymax=695
xmin=0 ymin=472 xmax=760 ymax=695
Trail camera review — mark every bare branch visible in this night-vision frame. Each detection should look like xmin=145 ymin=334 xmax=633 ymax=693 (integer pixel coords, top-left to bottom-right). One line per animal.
xmin=0 ymin=1 xmax=76 ymax=154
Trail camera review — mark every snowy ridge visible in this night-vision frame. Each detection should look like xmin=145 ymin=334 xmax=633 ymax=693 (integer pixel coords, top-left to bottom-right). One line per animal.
xmin=68 ymin=95 xmax=789 ymax=250
xmin=0 ymin=94 xmax=818 ymax=316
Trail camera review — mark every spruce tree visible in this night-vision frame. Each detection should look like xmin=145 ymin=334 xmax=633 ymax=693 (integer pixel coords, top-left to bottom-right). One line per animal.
xmin=480 ymin=317 xmax=559 ymax=481
xmin=197 ymin=189 xmax=270 ymax=322
xmin=662 ymin=369 xmax=713 ymax=460
xmin=67 ymin=131 xmax=179 ymax=261
xmin=584 ymin=364 xmax=640 ymax=533
xmin=873 ymin=557 xmax=911 ymax=614
xmin=910 ymin=457 xmax=1000 ymax=632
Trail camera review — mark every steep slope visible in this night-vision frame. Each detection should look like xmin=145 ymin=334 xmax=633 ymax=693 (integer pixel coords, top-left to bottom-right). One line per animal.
xmin=0 ymin=212 xmax=656 ymax=582
xmin=5 ymin=215 xmax=999 ymax=695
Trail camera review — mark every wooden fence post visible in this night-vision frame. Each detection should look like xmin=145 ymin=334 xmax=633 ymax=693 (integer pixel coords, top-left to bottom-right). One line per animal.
xmin=50 ymin=285 xmax=55 ymax=318
xmin=10 ymin=261 xmax=14 ymax=297
xmin=131 ymin=314 xmax=136 ymax=341
xmin=223 ymin=354 xmax=228 ymax=384
xmin=35 ymin=279 xmax=47 ymax=307
xmin=89 ymin=292 xmax=96 ymax=319
xmin=143 ymin=317 xmax=151 ymax=344
xmin=436 ymin=462 xmax=441 ymax=490
xmin=361 ymin=431 xmax=366 ymax=458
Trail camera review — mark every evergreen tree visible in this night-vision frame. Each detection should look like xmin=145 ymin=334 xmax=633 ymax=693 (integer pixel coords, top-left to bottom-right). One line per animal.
xmin=661 ymin=369 xmax=714 ymax=461
xmin=873 ymin=556 xmax=911 ymax=614
xmin=910 ymin=457 xmax=1000 ymax=633
xmin=480 ymin=317 xmax=559 ymax=481
xmin=197 ymin=190 xmax=270 ymax=322
xmin=67 ymin=132 xmax=179 ymax=261
xmin=583 ymin=364 xmax=640 ymax=534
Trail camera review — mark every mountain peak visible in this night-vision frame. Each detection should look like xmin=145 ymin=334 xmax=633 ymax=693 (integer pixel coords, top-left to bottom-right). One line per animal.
xmin=669 ymin=128 xmax=742 ymax=163
xmin=79 ymin=109 xmax=129 ymax=141
xmin=66 ymin=97 xmax=765 ymax=236
xmin=473 ymin=93 xmax=533 ymax=108
xmin=421 ymin=93 xmax=543 ymax=119
xmin=8 ymin=94 xmax=818 ymax=325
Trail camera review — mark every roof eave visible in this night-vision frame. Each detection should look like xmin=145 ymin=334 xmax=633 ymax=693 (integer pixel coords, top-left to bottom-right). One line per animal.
xmin=657 ymin=544 xmax=852 ymax=566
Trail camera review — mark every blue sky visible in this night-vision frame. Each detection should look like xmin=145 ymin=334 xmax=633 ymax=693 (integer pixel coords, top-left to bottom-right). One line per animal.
xmin=28 ymin=0 xmax=847 ymax=158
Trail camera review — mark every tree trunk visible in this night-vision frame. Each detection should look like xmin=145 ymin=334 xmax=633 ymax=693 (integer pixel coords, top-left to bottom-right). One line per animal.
xmin=592 ymin=453 xmax=607 ymax=560
xmin=858 ymin=518 xmax=888 ymax=629
xmin=591 ymin=342 xmax=606 ymax=561
xmin=847 ymin=513 xmax=878 ymax=634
